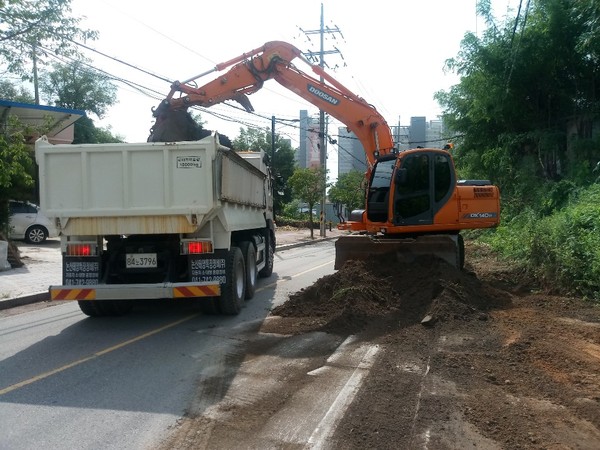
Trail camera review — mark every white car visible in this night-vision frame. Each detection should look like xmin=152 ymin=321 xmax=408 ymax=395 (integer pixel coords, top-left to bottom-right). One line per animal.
xmin=9 ymin=200 xmax=59 ymax=244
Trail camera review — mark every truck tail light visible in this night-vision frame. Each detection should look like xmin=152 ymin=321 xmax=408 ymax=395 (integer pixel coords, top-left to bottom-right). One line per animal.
xmin=66 ymin=243 xmax=97 ymax=256
xmin=182 ymin=240 xmax=213 ymax=255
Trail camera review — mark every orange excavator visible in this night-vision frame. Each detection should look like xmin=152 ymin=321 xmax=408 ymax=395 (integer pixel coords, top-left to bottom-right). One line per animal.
xmin=150 ymin=41 xmax=500 ymax=269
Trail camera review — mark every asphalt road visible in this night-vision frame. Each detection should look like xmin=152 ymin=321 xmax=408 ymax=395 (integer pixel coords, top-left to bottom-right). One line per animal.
xmin=0 ymin=240 xmax=353 ymax=449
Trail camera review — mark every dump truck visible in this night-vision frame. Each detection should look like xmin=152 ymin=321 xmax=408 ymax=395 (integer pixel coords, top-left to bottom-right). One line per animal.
xmin=35 ymin=134 xmax=275 ymax=316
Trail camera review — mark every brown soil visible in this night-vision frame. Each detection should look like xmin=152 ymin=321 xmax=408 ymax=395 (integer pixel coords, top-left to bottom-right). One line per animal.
xmin=160 ymin=240 xmax=600 ymax=449
xmin=266 ymin=241 xmax=600 ymax=449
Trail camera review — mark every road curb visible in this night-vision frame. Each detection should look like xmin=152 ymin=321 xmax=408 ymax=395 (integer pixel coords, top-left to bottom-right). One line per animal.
xmin=275 ymin=235 xmax=338 ymax=252
xmin=1 ymin=291 xmax=49 ymax=310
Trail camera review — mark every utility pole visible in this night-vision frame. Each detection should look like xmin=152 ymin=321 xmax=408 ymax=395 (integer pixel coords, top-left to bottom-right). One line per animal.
xmin=271 ymin=115 xmax=276 ymax=223
xmin=300 ymin=3 xmax=343 ymax=237
xmin=32 ymin=43 xmax=40 ymax=105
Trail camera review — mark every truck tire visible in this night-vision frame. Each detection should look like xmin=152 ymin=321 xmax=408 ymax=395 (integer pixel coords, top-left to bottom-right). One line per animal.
xmin=198 ymin=298 xmax=220 ymax=315
xmin=219 ymin=247 xmax=245 ymax=315
xmin=101 ymin=300 xmax=133 ymax=316
xmin=78 ymin=300 xmax=133 ymax=317
xmin=258 ymin=233 xmax=274 ymax=278
xmin=239 ymin=241 xmax=257 ymax=300
xmin=78 ymin=300 xmax=104 ymax=317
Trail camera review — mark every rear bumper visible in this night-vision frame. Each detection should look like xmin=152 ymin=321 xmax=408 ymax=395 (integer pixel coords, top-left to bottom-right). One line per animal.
xmin=49 ymin=282 xmax=221 ymax=301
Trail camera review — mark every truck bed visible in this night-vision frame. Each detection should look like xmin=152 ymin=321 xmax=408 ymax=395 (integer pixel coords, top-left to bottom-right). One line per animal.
xmin=35 ymin=135 xmax=268 ymax=235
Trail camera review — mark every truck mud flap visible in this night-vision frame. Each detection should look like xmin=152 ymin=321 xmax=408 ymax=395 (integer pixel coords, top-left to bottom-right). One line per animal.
xmin=334 ymin=234 xmax=459 ymax=270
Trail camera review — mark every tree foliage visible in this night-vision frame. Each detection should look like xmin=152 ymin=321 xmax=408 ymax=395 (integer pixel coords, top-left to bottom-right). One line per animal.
xmin=73 ymin=116 xmax=123 ymax=144
xmin=41 ymin=61 xmax=117 ymax=119
xmin=0 ymin=0 xmax=97 ymax=78
xmin=233 ymin=127 xmax=296 ymax=217
xmin=438 ymin=0 xmax=600 ymax=299
xmin=39 ymin=61 xmax=121 ymax=143
xmin=0 ymin=80 xmax=34 ymax=103
xmin=0 ymin=115 xmax=41 ymax=234
xmin=436 ymin=0 xmax=600 ymax=201
xmin=328 ymin=169 xmax=365 ymax=213
xmin=288 ymin=167 xmax=327 ymax=238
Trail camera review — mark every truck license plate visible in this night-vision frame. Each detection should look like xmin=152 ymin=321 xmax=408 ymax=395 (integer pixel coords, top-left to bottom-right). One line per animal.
xmin=126 ymin=253 xmax=157 ymax=268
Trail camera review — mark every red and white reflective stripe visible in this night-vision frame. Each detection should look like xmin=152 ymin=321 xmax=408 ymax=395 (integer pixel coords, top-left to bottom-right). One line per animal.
xmin=51 ymin=288 xmax=96 ymax=301
xmin=174 ymin=285 xmax=220 ymax=298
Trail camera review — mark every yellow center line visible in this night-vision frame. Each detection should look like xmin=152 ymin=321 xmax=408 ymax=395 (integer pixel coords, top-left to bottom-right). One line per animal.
xmin=0 ymin=314 xmax=198 ymax=396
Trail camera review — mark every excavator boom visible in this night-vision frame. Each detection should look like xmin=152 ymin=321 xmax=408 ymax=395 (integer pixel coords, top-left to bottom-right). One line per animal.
xmin=150 ymin=41 xmax=394 ymax=173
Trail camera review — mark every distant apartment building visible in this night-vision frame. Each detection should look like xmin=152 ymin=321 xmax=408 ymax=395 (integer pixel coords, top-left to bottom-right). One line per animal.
xmin=390 ymin=123 xmax=410 ymax=151
xmin=337 ymin=127 xmax=367 ymax=176
xmin=336 ymin=117 xmax=446 ymax=176
xmin=391 ymin=116 xmax=446 ymax=150
xmin=298 ymin=110 xmax=321 ymax=169
xmin=299 ymin=111 xmax=447 ymax=176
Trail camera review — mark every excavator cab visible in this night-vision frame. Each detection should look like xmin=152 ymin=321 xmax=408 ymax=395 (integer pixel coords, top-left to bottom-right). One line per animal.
xmin=365 ymin=150 xmax=455 ymax=226
xmin=393 ymin=150 xmax=455 ymax=226
xmin=335 ymin=148 xmax=497 ymax=270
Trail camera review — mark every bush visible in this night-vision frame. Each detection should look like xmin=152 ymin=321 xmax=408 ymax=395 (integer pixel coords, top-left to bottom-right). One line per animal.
xmin=483 ymin=185 xmax=600 ymax=299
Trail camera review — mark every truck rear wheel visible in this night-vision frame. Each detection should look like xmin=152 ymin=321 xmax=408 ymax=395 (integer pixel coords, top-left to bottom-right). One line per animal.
xmin=198 ymin=298 xmax=220 ymax=315
xmin=78 ymin=300 xmax=104 ymax=317
xmin=239 ymin=241 xmax=257 ymax=300
xmin=258 ymin=233 xmax=274 ymax=278
xmin=78 ymin=300 xmax=133 ymax=317
xmin=219 ymin=247 xmax=245 ymax=315
xmin=101 ymin=300 xmax=133 ymax=316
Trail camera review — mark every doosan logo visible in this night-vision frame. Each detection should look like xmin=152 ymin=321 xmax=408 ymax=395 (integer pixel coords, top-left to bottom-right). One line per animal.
xmin=307 ymin=84 xmax=340 ymax=105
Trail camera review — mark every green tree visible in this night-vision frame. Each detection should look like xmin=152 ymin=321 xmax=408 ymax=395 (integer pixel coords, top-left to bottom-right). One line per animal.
xmin=0 ymin=0 xmax=97 ymax=78
xmin=288 ymin=167 xmax=327 ymax=238
xmin=40 ymin=61 xmax=120 ymax=143
xmin=0 ymin=80 xmax=34 ymax=103
xmin=73 ymin=116 xmax=123 ymax=144
xmin=0 ymin=116 xmax=38 ymax=235
xmin=435 ymin=0 xmax=600 ymax=298
xmin=41 ymin=61 xmax=117 ymax=118
xmin=233 ymin=127 xmax=296 ymax=217
xmin=435 ymin=0 xmax=600 ymax=213
xmin=329 ymin=170 xmax=365 ymax=214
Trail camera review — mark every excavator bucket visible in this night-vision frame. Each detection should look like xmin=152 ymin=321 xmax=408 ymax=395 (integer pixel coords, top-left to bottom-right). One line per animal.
xmin=334 ymin=234 xmax=461 ymax=270
xmin=148 ymin=110 xmax=206 ymax=142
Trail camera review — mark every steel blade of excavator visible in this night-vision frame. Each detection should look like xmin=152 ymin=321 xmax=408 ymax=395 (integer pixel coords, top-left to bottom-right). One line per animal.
xmin=334 ymin=234 xmax=462 ymax=270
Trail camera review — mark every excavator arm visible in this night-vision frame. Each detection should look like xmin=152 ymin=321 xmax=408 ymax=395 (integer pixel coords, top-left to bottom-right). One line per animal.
xmin=151 ymin=41 xmax=394 ymax=171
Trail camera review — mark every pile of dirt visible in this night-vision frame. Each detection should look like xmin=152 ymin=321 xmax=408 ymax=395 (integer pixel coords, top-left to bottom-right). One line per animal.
xmin=270 ymin=253 xmax=511 ymax=336
xmin=148 ymin=109 xmax=233 ymax=148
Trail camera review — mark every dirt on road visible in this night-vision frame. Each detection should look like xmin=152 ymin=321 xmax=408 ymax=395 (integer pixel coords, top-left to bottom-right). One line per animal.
xmin=268 ymin=241 xmax=600 ymax=449
xmin=162 ymin=241 xmax=600 ymax=449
